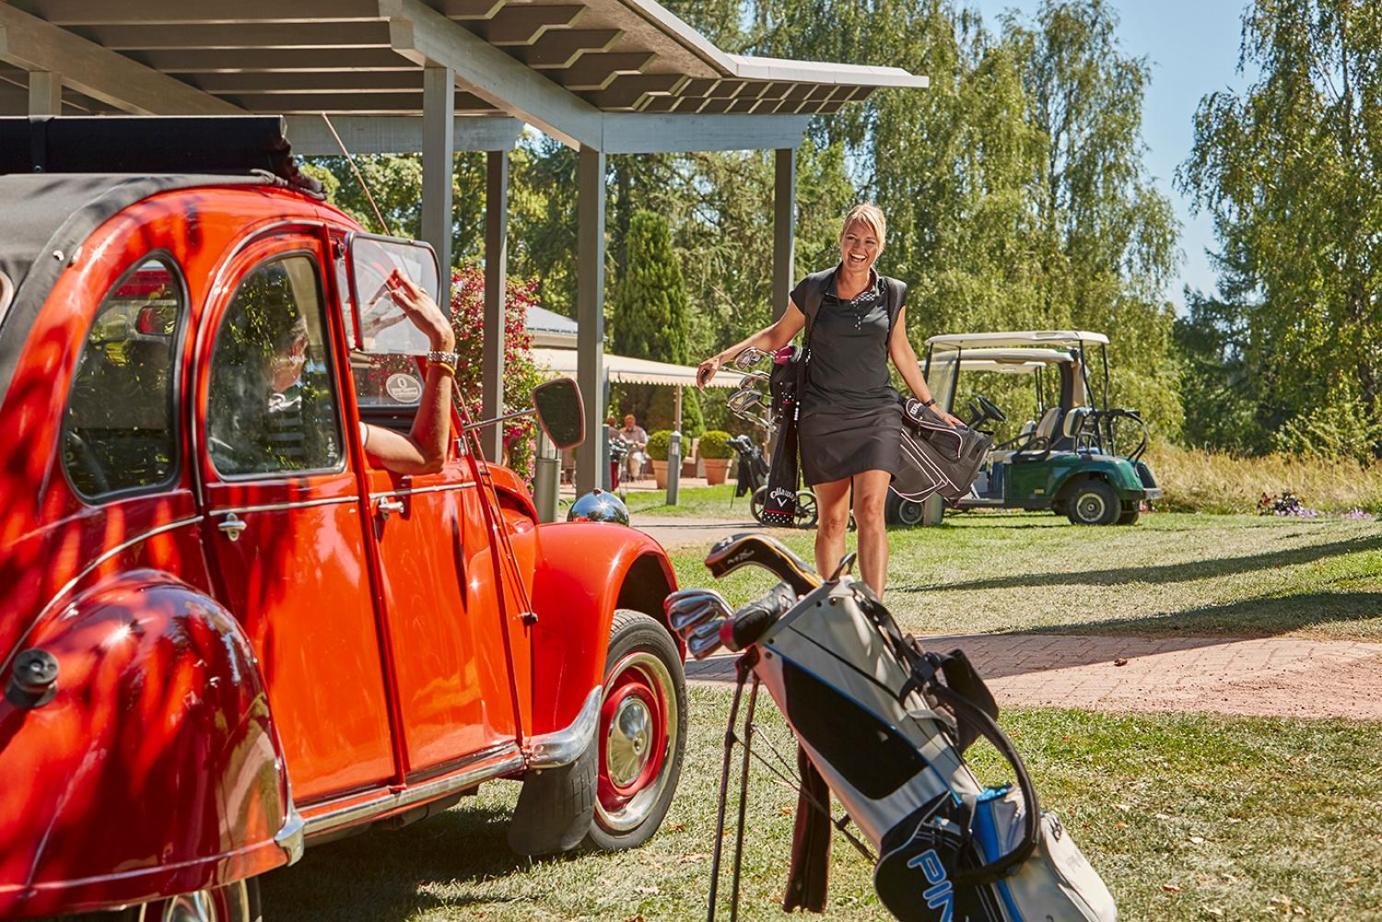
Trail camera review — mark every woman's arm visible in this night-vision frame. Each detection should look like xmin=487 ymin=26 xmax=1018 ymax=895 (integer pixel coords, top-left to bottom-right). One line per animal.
xmin=888 ymin=305 xmax=961 ymax=427
xmin=362 ymin=271 xmax=456 ymax=474
xmin=695 ymin=299 xmax=807 ymax=389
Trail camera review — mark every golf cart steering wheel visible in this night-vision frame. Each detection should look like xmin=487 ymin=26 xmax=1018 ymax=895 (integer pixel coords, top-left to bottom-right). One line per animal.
xmin=967 ymin=394 xmax=1007 ymax=428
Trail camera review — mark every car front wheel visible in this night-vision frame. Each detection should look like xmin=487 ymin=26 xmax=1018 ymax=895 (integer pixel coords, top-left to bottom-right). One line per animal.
xmin=587 ymin=610 xmax=686 ymax=851
xmin=1066 ymin=479 xmax=1120 ymax=526
xmin=56 ymin=879 xmax=261 ymax=922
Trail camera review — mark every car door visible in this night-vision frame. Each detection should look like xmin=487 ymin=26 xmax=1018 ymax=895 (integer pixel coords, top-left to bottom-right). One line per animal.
xmin=197 ymin=231 xmax=394 ymax=803
xmin=340 ymin=233 xmax=520 ymax=777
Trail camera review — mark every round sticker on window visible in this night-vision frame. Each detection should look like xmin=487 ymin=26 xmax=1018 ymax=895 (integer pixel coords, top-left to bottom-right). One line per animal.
xmin=385 ymin=372 xmax=423 ymax=404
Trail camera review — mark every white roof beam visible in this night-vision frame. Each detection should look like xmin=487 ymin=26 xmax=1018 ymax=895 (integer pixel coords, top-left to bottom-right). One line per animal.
xmin=381 ymin=0 xmax=602 ymax=149
xmin=600 ymin=113 xmax=808 ymax=154
xmin=0 ymin=4 xmax=240 ymax=114
xmin=285 ymin=114 xmax=523 ymax=154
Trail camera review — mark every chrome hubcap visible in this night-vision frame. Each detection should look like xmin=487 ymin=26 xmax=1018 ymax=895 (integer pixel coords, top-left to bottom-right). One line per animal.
xmin=1077 ymin=493 xmax=1105 ymax=521
xmin=606 ymin=695 xmax=653 ymax=787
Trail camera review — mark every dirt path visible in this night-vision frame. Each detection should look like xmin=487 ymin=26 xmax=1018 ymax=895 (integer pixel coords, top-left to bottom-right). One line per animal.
xmin=687 ymin=632 xmax=1382 ymax=721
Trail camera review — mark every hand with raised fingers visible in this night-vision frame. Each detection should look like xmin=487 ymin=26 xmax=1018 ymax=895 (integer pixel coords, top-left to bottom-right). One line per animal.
xmin=387 ymin=269 xmax=455 ymax=351
xmin=696 ymin=355 xmax=722 ymax=390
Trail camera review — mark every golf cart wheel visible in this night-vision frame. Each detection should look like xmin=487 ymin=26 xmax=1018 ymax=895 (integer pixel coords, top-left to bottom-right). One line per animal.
xmin=1117 ymin=507 xmax=1140 ymax=526
xmin=60 ymin=879 xmax=261 ymax=922
xmin=793 ymin=490 xmax=818 ymax=528
xmin=750 ymin=486 xmax=768 ymax=525
xmin=1066 ymin=479 xmax=1120 ymax=526
xmin=588 ymin=610 xmax=686 ymax=851
xmin=895 ymin=498 xmax=925 ymax=527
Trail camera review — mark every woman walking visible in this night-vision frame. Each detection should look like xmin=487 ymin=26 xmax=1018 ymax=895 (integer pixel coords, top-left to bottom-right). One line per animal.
xmin=696 ymin=205 xmax=958 ymax=597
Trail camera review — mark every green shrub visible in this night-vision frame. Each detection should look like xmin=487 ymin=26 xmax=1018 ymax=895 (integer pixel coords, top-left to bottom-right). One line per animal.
xmin=698 ymin=430 xmax=732 ymax=460
xmin=647 ymin=429 xmax=672 ymax=461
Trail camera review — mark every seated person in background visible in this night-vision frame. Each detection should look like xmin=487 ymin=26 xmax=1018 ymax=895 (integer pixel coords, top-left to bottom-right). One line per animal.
xmin=619 ymin=413 xmax=648 ymax=481
xmin=360 ymin=271 xmax=458 ymax=475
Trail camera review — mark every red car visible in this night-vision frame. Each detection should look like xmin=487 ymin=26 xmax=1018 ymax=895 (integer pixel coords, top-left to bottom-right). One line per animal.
xmin=0 ymin=118 xmax=685 ymax=920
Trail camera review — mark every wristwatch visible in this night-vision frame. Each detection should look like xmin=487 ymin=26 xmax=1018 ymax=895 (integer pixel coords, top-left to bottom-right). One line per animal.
xmin=921 ymin=397 xmax=937 ymax=408
xmin=427 ymin=349 xmax=459 ymax=367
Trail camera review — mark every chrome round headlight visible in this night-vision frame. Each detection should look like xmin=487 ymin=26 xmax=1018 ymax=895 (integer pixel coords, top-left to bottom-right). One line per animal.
xmin=567 ymin=488 xmax=630 ymax=526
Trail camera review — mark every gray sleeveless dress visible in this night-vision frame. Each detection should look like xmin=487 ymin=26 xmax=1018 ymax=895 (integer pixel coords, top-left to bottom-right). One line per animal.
xmin=793 ymin=269 xmax=904 ymax=486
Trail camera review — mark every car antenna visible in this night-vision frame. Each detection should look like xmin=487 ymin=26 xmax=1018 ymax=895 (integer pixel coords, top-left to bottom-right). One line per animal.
xmin=320 ymin=112 xmax=394 ymax=237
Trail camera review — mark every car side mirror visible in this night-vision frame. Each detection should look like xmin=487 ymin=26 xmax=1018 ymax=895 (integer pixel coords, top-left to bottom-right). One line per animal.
xmin=533 ymin=377 xmax=585 ymax=450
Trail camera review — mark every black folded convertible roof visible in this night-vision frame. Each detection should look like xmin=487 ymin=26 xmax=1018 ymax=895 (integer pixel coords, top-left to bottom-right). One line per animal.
xmin=0 ymin=116 xmax=320 ymax=193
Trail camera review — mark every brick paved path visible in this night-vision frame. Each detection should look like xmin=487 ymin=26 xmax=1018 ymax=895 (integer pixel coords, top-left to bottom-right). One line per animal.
xmin=687 ymin=632 xmax=1382 ymax=721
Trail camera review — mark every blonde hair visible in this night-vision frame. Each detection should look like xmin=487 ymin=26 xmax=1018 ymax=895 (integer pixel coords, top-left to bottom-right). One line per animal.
xmin=840 ymin=203 xmax=887 ymax=251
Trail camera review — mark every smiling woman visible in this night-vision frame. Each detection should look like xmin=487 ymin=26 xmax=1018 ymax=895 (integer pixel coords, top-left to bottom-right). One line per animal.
xmin=696 ymin=205 xmax=961 ymax=597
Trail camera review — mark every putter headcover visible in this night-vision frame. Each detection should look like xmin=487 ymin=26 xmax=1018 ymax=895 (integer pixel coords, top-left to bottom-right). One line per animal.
xmin=704 ymin=532 xmax=821 ymax=596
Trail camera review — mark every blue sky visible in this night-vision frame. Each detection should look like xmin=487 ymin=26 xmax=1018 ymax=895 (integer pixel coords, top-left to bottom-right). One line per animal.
xmin=965 ymin=0 xmax=1252 ymax=311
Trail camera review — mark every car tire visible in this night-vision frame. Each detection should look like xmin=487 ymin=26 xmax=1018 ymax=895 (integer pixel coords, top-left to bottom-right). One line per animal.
xmin=586 ymin=610 xmax=686 ymax=851
xmin=54 ymin=879 xmax=261 ymax=922
xmin=1065 ymin=479 xmax=1120 ymax=526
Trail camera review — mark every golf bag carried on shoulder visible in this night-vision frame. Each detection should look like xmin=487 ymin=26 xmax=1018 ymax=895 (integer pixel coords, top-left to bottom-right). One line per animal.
xmin=680 ymin=534 xmax=1116 ymax=922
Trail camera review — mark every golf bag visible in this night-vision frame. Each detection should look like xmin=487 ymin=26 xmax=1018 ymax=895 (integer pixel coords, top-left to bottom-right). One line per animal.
xmin=893 ymin=398 xmax=992 ymax=504
xmin=747 ymin=577 xmax=1115 ymax=921
xmin=729 ymin=434 xmax=769 ymax=498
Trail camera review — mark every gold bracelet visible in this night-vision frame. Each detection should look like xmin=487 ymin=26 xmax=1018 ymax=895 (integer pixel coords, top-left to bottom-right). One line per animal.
xmin=431 ymin=361 xmax=457 ymax=378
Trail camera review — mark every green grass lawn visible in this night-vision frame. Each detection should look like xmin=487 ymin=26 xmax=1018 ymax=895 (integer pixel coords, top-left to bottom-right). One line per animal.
xmin=623 ymin=482 xmax=757 ymax=518
xmin=261 ymin=686 xmax=1382 ymax=921
xmin=664 ymin=511 xmax=1382 ymax=641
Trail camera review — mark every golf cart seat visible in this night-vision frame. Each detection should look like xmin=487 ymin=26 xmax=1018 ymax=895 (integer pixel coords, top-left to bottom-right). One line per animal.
xmin=1012 ymin=407 xmax=1062 ymax=459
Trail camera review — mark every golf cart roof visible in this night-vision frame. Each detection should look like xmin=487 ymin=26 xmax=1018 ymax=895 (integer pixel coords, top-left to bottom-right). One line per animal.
xmin=937 ymin=348 xmax=1076 ymax=373
xmin=925 ymin=330 xmax=1109 ymax=349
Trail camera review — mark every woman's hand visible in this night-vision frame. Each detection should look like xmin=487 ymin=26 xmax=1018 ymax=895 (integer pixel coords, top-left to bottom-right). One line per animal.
xmin=936 ymin=407 xmax=962 ymax=428
xmin=387 ymin=270 xmax=455 ymax=352
xmin=696 ymin=354 xmax=722 ymax=390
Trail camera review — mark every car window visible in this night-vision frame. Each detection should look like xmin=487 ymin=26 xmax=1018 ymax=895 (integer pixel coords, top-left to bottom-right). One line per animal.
xmin=62 ymin=258 xmax=184 ymax=500
xmin=206 ymin=253 xmax=344 ymax=477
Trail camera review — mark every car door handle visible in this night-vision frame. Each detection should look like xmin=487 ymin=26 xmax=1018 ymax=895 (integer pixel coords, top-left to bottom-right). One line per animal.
xmin=217 ymin=513 xmax=248 ymax=542
xmin=376 ymin=497 xmax=406 ymax=520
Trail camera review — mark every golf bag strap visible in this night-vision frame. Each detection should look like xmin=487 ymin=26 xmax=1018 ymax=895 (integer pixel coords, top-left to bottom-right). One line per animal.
xmin=927 ymin=681 xmax=1042 ymax=887
xmin=783 ymin=744 xmax=831 ymax=913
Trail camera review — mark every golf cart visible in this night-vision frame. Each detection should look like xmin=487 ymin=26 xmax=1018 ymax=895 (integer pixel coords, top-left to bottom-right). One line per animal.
xmin=921 ymin=331 xmax=1161 ymax=525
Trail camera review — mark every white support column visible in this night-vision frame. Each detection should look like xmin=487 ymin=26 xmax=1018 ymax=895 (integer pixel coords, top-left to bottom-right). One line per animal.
xmin=574 ymin=144 xmax=606 ymax=494
xmin=421 ymin=65 xmax=455 ymax=294
xmin=481 ymin=149 xmax=509 ymax=462
xmin=28 ymin=71 xmax=61 ymax=116
xmin=772 ymin=147 xmax=796 ymax=320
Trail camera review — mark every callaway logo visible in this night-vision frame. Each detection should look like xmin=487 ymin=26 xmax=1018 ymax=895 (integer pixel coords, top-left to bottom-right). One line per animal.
xmin=724 ymin=547 xmax=756 ymax=568
xmin=768 ymin=487 xmax=794 ymax=504
xmin=906 ymin=849 xmax=954 ymax=922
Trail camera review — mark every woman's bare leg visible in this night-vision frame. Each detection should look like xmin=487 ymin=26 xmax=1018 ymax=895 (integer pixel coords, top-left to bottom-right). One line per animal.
xmin=852 ymin=470 xmax=892 ymax=596
xmin=812 ymin=478 xmax=852 ymax=579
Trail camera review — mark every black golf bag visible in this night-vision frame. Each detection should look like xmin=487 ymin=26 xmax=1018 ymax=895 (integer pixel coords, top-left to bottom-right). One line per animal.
xmin=689 ymin=534 xmax=1116 ymax=922
xmin=729 ymin=434 xmax=769 ymax=498
xmin=893 ymin=398 xmax=992 ymax=505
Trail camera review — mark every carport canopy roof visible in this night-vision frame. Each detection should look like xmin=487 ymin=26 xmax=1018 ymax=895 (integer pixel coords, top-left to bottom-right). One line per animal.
xmin=533 ymin=346 xmax=743 ymax=388
xmin=0 ymin=0 xmax=926 ymax=151
xmin=926 ymin=331 xmax=1110 ymax=350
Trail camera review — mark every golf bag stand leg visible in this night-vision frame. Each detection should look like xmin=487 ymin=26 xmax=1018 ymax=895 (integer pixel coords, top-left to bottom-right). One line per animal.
xmin=706 ymin=652 xmax=758 ymax=922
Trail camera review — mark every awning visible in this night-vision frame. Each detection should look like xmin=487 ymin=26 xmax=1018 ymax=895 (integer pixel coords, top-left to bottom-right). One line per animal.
xmin=532 ymin=347 xmax=744 ymax=388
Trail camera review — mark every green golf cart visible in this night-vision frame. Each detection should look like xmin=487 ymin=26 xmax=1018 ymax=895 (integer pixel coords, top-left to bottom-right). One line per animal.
xmin=921 ymin=330 xmax=1161 ymax=525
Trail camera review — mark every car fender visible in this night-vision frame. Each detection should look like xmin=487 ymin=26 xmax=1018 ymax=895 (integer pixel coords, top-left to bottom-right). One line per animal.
xmin=0 ymin=570 xmax=295 ymax=918
xmin=526 ymin=523 xmax=679 ymax=747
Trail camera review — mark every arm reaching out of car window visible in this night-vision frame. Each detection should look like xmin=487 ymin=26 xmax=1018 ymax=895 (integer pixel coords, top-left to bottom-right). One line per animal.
xmin=361 ymin=271 xmax=456 ymax=474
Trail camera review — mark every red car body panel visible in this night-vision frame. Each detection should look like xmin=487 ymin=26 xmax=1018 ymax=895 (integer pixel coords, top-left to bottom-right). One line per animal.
xmin=0 ymin=180 xmax=681 ymax=917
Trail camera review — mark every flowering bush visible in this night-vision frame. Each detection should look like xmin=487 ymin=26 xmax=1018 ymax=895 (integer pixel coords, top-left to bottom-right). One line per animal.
xmin=448 ymin=267 xmax=545 ymax=484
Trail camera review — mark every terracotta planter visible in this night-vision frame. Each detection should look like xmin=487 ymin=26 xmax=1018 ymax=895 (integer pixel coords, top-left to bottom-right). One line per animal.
xmin=651 ymin=460 xmax=669 ymax=489
xmin=703 ymin=458 xmax=730 ymax=486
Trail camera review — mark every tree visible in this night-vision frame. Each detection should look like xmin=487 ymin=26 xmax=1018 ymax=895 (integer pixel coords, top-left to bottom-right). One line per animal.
xmin=1178 ymin=0 xmax=1382 ymax=460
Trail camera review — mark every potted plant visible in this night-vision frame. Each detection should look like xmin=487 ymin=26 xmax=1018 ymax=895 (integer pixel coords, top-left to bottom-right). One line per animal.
xmin=647 ymin=429 xmax=673 ymax=489
xmin=698 ymin=430 xmax=733 ymax=486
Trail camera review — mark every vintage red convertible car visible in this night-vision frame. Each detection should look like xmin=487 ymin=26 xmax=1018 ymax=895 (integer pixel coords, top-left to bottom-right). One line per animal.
xmin=0 ymin=118 xmax=684 ymax=920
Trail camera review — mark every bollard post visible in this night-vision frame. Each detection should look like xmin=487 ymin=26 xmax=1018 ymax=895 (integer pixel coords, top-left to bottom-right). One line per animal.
xmin=666 ymin=430 xmax=681 ymax=506
xmin=533 ymin=431 xmax=560 ymax=522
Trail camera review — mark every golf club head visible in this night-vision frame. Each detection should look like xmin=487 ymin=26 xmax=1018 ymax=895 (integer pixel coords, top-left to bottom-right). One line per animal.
xmin=686 ymin=619 xmax=726 ymax=659
xmin=731 ymin=347 xmax=768 ymax=371
xmin=667 ymin=594 xmax=733 ymax=636
xmin=704 ymin=532 xmax=821 ymax=596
